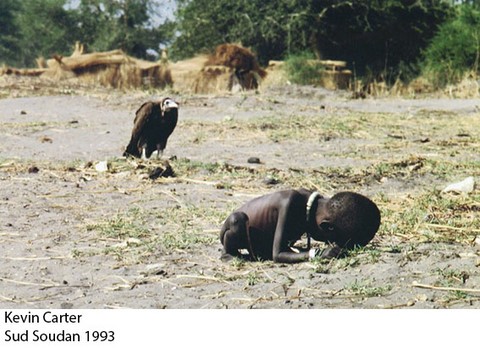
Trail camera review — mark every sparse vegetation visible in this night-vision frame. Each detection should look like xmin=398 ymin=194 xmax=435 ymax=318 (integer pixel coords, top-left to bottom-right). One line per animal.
xmin=86 ymin=207 xmax=150 ymax=239
xmin=1 ymin=76 xmax=480 ymax=309
xmin=345 ymin=280 xmax=392 ymax=298
xmin=422 ymin=5 xmax=480 ymax=86
xmin=284 ymin=53 xmax=325 ymax=86
xmin=2 ymin=0 xmax=474 ymax=91
xmin=380 ymin=191 xmax=480 ymax=245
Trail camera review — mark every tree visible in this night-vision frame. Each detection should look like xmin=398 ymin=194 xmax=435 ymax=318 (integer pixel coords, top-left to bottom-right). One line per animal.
xmin=0 ymin=0 xmax=21 ymax=66
xmin=171 ymin=0 xmax=452 ymax=80
xmin=310 ymin=1 xmax=453 ymax=80
xmin=422 ymin=5 xmax=480 ymax=85
xmin=74 ymin=0 xmax=174 ymax=60
xmin=15 ymin=0 xmax=77 ymax=67
xmin=170 ymin=0 xmax=318 ymax=64
xmin=1 ymin=0 xmax=173 ymax=68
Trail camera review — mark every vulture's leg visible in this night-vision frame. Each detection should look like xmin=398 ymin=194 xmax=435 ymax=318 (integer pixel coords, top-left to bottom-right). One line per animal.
xmin=141 ymin=146 xmax=148 ymax=160
xmin=156 ymin=144 xmax=163 ymax=160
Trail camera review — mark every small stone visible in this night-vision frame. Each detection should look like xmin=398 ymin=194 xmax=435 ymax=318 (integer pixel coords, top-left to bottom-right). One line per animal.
xmin=149 ymin=163 xmax=175 ymax=179
xmin=40 ymin=136 xmax=53 ymax=143
xmin=141 ymin=263 xmax=167 ymax=276
xmin=263 ymin=176 xmax=279 ymax=185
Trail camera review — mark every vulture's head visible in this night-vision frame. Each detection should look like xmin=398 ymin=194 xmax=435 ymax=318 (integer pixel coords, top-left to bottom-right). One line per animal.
xmin=161 ymin=98 xmax=179 ymax=113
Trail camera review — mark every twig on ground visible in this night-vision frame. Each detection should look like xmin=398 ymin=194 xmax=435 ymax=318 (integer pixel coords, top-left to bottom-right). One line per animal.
xmin=1 ymin=256 xmax=69 ymax=261
xmin=176 ymin=274 xmax=232 ymax=286
xmin=425 ymin=223 xmax=480 ymax=233
xmin=0 ymin=277 xmax=59 ymax=287
xmin=377 ymin=300 xmax=416 ymax=309
xmin=412 ymin=281 xmax=480 ymax=293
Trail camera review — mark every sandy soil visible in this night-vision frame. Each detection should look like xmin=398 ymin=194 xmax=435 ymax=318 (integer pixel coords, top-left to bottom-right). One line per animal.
xmin=1 ymin=76 xmax=480 ymax=309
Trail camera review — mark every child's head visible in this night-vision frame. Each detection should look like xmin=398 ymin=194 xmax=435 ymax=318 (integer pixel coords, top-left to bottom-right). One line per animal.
xmin=317 ymin=192 xmax=381 ymax=248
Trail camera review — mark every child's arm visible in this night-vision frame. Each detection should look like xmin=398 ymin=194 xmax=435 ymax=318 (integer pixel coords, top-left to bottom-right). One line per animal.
xmin=273 ymin=247 xmax=310 ymax=263
xmin=271 ymin=195 xmax=312 ymax=263
xmin=271 ymin=193 xmax=344 ymax=263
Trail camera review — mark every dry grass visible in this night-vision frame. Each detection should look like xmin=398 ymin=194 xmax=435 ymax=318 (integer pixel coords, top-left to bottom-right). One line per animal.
xmin=5 ymin=145 xmax=477 ymax=268
xmin=2 ymin=80 xmax=480 ymax=309
xmin=1 ymin=77 xmax=479 ymax=263
xmin=1 ymin=45 xmax=173 ymax=90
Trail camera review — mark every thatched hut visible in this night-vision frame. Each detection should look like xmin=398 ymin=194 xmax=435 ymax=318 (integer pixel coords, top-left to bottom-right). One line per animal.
xmin=1 ymin=42 xmax=172 ymax=89
xmin=42 ymin=43 xmax=172 ymax=88
xmin=170 ymin=43 xmax=267 ymax=94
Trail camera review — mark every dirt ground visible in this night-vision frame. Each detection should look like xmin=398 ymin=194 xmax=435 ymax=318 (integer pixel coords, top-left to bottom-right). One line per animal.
xmin=1 ymin=75 xmax=480 ymax=309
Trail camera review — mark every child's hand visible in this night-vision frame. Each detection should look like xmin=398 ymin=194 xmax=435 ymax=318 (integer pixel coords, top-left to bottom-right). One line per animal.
xmin=320 ymin=244 xmax=342 ymax=259
xmin=309 ymin=244 xmax=342 ymax=260
xmin=308 ymin=248 xmax=321 ymax=260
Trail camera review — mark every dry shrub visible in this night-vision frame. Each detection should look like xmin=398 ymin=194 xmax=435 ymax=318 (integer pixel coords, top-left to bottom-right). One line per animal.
xmin=47 ymin=50 xmax=172 ymax=89
xmin=259 ymin=60 xmax=289 ymax=91
xmin=319 ymin=69 xmax=352 ymax=90
xmin=132 ymin=57 xmax=172 ymax=88
xmin=41 ymin=59 xmax=77 ymax=80
xmin=193 ymin=43 xmax=268 ymax=92
xmin=0 ymin=65 xmax=46 ymax=77
xmin=193 ymin=65 xmax=233 ymax=93
xmin=406 ymin=77 xmax=435 ymax=95
xmin=192 ymin=65 xmax=262 ymax=93
xmin=170 ymin=55 xmax=209 ymax=92
xmin=169 ymin=44 xmax=267 ymax=94
xmin=444 ymin=73 xmax=480 ymax=98
xmin=2 ymin=43 xmax=172 ymax=89
xmin=70 ymin=41 xmax=84 ymax=57
xmin=353 ymin=70 xmax=479 ymax=98
xmin=36 ymin=57 xmax=47 ymax=69
xmin=205 ymin=43 xmax=267 ymax=79
xmin=353 ymin=77 xmax=432 ymax=98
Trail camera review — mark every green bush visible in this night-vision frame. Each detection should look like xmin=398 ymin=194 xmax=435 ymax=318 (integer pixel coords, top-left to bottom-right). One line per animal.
xmin=422 ymin=5 xmax=480 ymax=86
xmin=284 ymin=52 xmax=325 ymax=85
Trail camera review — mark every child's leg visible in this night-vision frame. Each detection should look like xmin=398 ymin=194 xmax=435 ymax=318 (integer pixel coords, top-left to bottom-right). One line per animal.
xmin=219 ymin=212 xmax=249 ymax=262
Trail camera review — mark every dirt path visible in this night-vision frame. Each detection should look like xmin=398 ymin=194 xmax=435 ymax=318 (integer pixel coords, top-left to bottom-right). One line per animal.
xmin=1 ymin=78 xmax=480 ymax=308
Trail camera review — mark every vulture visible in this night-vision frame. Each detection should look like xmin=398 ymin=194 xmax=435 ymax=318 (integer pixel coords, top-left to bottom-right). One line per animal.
xmin=123 ymin=97 xmax=179 ymax=159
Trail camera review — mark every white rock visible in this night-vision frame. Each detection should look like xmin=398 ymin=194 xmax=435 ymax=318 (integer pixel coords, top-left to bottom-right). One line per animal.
xmin=442 ymin=176 xmax=475 ymax=193
xmin=94 ymin=161 xmax=109 ymax=172
xmin=474 ymin=236 xmax=480 ymax=246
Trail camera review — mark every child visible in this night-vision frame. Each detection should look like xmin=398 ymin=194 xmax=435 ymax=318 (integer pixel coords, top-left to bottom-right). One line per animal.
xmin=220 ymin=188 xmax=381 ymax=263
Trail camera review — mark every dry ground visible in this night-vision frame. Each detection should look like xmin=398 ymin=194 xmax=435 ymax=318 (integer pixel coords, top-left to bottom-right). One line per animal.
xmin=1 ymin=76 xmax=480 ymax=309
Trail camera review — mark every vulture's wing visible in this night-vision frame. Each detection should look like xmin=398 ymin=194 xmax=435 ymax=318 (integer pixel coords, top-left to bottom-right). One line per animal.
xmin=124 ymin=102 xmax=160 ymax=158
xmin=131 ymin=102 xmax=158 ymax=138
